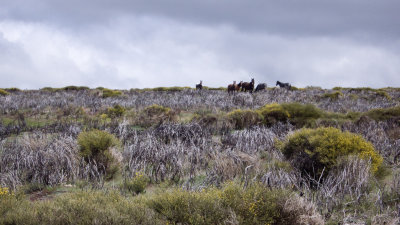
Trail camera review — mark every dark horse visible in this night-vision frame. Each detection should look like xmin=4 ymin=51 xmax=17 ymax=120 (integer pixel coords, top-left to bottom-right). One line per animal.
xmin=227 ymin=81 xmax=242 ymax=94
xmin=196 ymin=80 xmax=203 ymax=90
xmin=241 ymin=78 xmax=255 ymax=93
xmin=276 ymin=81 xmax=291 ymax=90
xmin=255 ymin=83 xmax=267 ymax=92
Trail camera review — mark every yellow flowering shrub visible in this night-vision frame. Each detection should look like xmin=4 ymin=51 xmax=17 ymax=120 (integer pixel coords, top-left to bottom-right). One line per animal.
xmin=0 ymin=186 xmax=10 ymax=196
xmin=281 ymin=127 xmax=383 ymax=177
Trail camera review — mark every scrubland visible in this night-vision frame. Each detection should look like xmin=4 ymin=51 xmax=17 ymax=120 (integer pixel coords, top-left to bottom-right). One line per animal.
xmin=0 ymin=86 xmax=399 ymax=224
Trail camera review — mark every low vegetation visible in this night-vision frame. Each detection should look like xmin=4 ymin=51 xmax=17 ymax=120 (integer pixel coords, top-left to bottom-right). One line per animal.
xmin=0 ymin=86 xmax=399 ymax=224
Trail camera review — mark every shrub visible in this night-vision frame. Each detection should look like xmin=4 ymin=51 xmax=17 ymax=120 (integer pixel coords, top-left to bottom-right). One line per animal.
xmin=375 ymin=90 xmax=391 ymax=100
xmin=0 ymin=190 xmax=162 ymax=225
xmin=62 ymin=86 xmax=90 ymax=91
xmin=257 ymin=103 xmax=323 ymax=127
xmin=77 ymin=130 xmax=121 ymax=179
xmin=0 ymin=88 xmax=10 ymax=96
xmin=364 ymin=106 xmax=400 ymax=121
xmin=257 ymin=103 xmax=290 ymax=126
xmin=107 ymin=104 xmax=126 ymax=118
xmin=136 ymin=105 xmax=176 ymax=127
xmin=220 ymin=182 xmax=282 ymax=225
xmin=148 ymin=187 xmax=229 ymax=225
xmin=4 ymin=87 xmax=21 ymax=92
xmin=152 ymin=86 xmax=187 ymax=92
xmin=122 ymin=172 xmax=150 ymax=195
xmin=280 ymin=127 xmax=383 ymax=178
xmin=102 ymin=88 xmax=122 ymax=98
xmin=0 ymin=186 xmax=10 ymax=196
xmin=322 ymin=91 xmax=343 ymax=100
xmin=40 ymin=87 xmax=61 ymax=92
xmin=207 ymin=86 xmax=227 ymax=91
xmin=227 ymin=109 xmax=262 ymax=129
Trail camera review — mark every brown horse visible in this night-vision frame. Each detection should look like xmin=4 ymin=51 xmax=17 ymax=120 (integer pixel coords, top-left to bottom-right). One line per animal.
xmin=228 ymin=81 xmax=242 ymax=94
xmin=241 ymin=78 xmax=255 ymax=93
xmin=196 ymin=80 xmax=203 ymax=90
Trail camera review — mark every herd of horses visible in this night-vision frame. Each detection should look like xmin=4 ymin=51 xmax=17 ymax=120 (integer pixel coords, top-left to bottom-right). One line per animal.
xmin=196 ymin=79 xmax=291 ymax=93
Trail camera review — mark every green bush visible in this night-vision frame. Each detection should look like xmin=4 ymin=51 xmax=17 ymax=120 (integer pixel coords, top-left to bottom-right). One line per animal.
xmin=375 ymin=90 xmax=392 ymax=100
xmin=122 ymin=172 xmax=150 ymax=195
xmin=77 ymin=130 xmax=121 ymax=179
xmin=107 ymin=104 xmax=126 ymax=118
xmin=220 ymin=182 xmax=282 ymax=225
xmin=364 ymin=106 xmax=400 ymax=121
xmin=280 ymin=127 xmax=383 ymax=178
xmin=322 ymin=91 xmax=343 ymax=100
xmin=0 ymin=88 xmax=10 ymax=96
xmin=227 ymin=109 xmax=262 ymax=129
xmin=257 ymin=103 xmax=323 ymax=127
xmin=257 ymin=103 xmax=290 ymax=126
xmin=148 ymin=187 xmax=229 ymax=225
xmin=102 ymin=88 xmax=122 ymax=98
xmin=136 ymin=105 xmax=176 ymax=127
xmin=148 ymin=182 xmax=291 ymax=225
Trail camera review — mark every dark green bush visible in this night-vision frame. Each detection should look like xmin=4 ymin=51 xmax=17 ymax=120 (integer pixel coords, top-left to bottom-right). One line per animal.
xmin=77 ymin=130 xmax=121 ymax=179
xmin=3 ymin=87 xmax=21 ymax=92
xmin=62 ymin=86 xmax=90 ymax=91
xmin=102 ymin=88 xmax=122 ymax=98
xmin=227 ymin=109 xmax=262 ymax=129
xmin=280 ymin=127 xmax=383 ymax=178
xmin=0 ymin=88 xmax=10 ymax=96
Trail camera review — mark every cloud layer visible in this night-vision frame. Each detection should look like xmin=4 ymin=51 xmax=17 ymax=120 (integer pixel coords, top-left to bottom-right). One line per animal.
xmin=1 ymin=1 xmax=399 ymax=89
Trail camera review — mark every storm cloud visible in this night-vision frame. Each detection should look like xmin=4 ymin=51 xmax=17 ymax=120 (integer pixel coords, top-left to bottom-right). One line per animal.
xmin=1 ymin=0 xmax=399 ymax=89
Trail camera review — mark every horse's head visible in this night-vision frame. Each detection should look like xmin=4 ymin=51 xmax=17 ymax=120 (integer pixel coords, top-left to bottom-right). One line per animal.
xmin=251 ymin=78 xmax=254 ymax=84
xmin=238 ymin=81 xmax=242 ymax=87
xmin=276 ymin=81 xmax=279 ymax=86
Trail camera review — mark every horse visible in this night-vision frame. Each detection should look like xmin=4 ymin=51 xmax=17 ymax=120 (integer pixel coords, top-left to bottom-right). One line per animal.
xmin=255 ymin=83 xmax=267 ymax=92
xmin=241 ymin=78 xmax=255 ymax=93
xmin=196 ymin=80 xmax=203 ymax=90
xmin=276 ymin=81 xmax=291 ymax=90
xmin=228 ymin=81 xmax=241 ymax=94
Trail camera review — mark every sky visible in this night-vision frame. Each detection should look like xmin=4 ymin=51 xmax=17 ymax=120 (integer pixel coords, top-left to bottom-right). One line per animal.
xmin=0 ymin=0 xmax=399 ymax=89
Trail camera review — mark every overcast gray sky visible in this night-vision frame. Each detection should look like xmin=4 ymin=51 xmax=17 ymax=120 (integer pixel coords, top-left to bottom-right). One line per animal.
xmin=1 ymin=0 xmax=399 ymax=89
